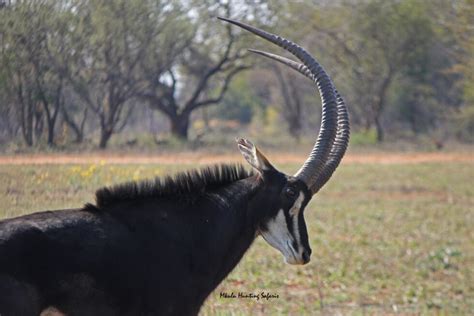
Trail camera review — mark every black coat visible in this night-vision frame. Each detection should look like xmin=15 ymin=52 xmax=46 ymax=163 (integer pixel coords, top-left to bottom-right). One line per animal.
xmin=0 ymin=165 xmax=260 ymax=316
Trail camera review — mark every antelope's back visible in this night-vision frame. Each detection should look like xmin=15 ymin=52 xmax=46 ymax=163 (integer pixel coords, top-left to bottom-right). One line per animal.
xmin=0 ymin=209 xmax=125 ymax=280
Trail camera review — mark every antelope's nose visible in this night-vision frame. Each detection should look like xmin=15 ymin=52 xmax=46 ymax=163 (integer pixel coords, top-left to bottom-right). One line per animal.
xmin=302 ymin=248 xmax=312 ymax=264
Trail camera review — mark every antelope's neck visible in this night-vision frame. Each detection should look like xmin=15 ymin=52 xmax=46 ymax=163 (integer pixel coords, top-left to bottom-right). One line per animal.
xmin=194 ymin=176 xmax=261 ymax=302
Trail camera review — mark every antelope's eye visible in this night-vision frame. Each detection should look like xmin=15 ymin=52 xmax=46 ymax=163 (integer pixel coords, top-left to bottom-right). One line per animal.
xmin=285 ymin=187 xmax=297 ymax=198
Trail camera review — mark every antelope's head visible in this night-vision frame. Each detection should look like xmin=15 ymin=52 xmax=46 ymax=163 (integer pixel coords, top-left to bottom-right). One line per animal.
xmin=220 ymin=18 xmax=350 ymax=265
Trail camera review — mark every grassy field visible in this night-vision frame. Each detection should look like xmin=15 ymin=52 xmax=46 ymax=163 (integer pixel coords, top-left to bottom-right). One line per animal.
xmin=0 ymin=158 xmax=473 ymax=315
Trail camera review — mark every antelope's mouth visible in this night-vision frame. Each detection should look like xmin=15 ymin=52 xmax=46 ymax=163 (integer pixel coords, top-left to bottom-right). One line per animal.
xmin=284 ymin=240 xmax=307 ymax=265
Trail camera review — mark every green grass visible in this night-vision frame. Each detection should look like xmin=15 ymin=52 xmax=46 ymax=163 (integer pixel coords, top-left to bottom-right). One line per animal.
xmin=1 ymin=161 xmax=473 ymax=315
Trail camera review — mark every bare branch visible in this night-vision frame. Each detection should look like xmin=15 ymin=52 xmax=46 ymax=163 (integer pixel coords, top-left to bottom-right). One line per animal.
xmin=192 ymin=65 xmax=251 ymax=110
xmin=116 ymin=105 xmax=133 ymax=133
xmin=183 ymin=24 xmax=236 ymax=112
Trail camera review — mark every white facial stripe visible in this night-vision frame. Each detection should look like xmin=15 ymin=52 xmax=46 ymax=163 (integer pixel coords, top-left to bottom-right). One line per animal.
xmin=261 ymin=210 xmax=291 ymax=255
xmin=290 ymin=192 xmax=305 ymax=256
xmin=261 ymin=192 xmax=306 ymax=264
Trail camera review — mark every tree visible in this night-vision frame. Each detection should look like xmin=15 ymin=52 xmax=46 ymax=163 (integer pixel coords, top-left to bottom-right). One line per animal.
xmin=138 ymin=1 xmax=256 ymax=140
xmin=57 ymin=0 xmax=175 ymax=148
xmin=0 ymin=0 xmax=64 ymax=146
xmin=307 ymin=0 xmax=439 ymax=142
xmin=439 ymin=0 xmax=474 ymax=142
xmin=0 ymin=0 xmax=466 ymax=147
xmin=280 ymin=0 xmax=452 ymax=142
xmin=210 ymin=74 xmax=264 ymax=125
xmin=265 ymin=53 xmax=321 ymax=142
xmin=448 ymin=0 xmax=474 ymax=107
xmin=60 ymin=87 xmax=89 ymax=143
xmin=354 ymin=1 xmax=437 ymax=141
xmin=0 ymin=68 xmax=17 ymax=142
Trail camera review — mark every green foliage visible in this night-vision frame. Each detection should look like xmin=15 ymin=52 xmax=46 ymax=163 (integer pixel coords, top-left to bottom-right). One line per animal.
xmin=447 ymin=0 xmax=474 ymax=107
xmin=282 ymin=0 xmax=459 ymax=143
xmin=349 ymin=129 xmax=378 ymax=146
xmin=392 ymin=81 xmax=442 ymax=135
xmin=426 ymin=247 xmax=462 ymax=271
xmin=453 ymin=105 xmax=474 ymax=142
xmin=211 ymin=75 xmax=264 ymax=124
xmin=0 ymin=0 xmax=472 ymax=147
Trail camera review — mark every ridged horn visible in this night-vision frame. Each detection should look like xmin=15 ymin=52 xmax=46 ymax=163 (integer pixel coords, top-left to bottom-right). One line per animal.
xmin=218 ymin=17 xmax=338 ymax=191
xmin=247 ymin=49 xmax=350 ymax=193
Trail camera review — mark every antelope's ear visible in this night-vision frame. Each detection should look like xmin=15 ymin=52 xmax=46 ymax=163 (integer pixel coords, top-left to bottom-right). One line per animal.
xmin=236 ymin=138 xmax=275 ymax=174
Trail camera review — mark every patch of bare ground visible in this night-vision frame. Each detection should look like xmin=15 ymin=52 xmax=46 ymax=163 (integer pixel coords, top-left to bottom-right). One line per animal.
xmin=0 ymin=151 xmax=472 ymax=165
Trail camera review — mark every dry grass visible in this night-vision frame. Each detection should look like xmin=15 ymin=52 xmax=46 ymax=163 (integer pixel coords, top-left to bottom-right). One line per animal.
xmin=0 ymin=156 xmax=473 ymax=315
xmin=0 ymin=151 xmax=472 ymax=165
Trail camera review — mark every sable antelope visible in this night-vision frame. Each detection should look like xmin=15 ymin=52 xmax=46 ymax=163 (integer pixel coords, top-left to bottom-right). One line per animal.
xmin=0 ymin=18 xmax=349 ymax=316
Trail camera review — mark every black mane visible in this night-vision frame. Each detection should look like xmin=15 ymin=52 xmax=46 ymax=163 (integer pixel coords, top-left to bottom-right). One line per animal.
xmin=93 ymin=164 xmax=253 ymax=209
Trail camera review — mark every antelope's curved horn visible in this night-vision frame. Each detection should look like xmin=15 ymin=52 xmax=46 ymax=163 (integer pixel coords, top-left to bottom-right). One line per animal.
xmin=248 ymin=49 xmax=313 ymax=78
xmin=247 ymin=49 xmax=350 ymax=194
xmin=218 ymin=17 xmax=338 ymax=190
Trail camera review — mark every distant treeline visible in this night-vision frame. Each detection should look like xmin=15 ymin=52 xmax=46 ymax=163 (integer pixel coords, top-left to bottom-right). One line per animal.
xmin=0 ymin=0 xmax=472 ymax=149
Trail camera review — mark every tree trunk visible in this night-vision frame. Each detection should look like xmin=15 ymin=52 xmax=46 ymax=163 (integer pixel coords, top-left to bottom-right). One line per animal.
xmin=33 ymin=108 xmax=44 ymax=144
xmin=23 ymin=105 xmax=34 ymax=147
xmin=373 ymin=69 xmax=393 ymax=143
xmin=45 ymin=108 xmax=60 ymax=147
xmin=273 ymin=66 xmax=303 ymax=141
xmin=47 ymin=121 xmax=55 ymax=146
xmin=18 ymin=90 xmax=34 ymax=146
xmin=62 ymin=107 xmax=87 ymax=143
xmin=75 ymin=130 xmax=84 ymax=144
xmin=288 ymin=118 xmax=301 ymax=143
xmin=375 ymin=114 xmax=384 ymax=142
xmin=23 ymin=109 xmax=34 ymax=147
xmin=42 ymin=91 xmax=61 ymax=147
xmin=99 ymin=128 xmax=112 ymax=149
xmin=99 ymin=116 xmax=113 ymax=149
xmin=170 ymin=114 xmax=190 ymax=140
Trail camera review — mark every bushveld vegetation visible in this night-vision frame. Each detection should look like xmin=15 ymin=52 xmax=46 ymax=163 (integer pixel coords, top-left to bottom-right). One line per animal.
xmin=1 ymin=160 xmax=472 ymax=314
xmin=0 ymin=0 xmax=473 ymax=149
xmin=0 ymin=0 xmax=472 ymax=314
